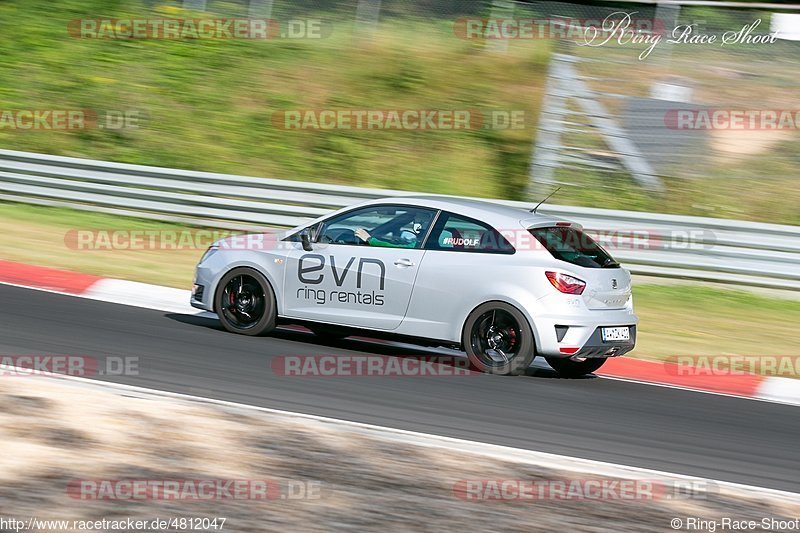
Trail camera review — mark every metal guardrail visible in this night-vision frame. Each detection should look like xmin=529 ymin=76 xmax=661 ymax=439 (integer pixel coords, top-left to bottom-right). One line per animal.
xmin=0 ymin=148 xmax=798 ymax=291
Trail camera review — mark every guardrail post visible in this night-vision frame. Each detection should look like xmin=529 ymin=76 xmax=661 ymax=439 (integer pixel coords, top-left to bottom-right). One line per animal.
xmin=355 ymin=0 xmax=382 ymax=37
xmin=654 ymin=2 xmax=681 ymax=65
xmin=183 ymin=0 xmax=207 ymax=11
xmin=249 ymin=0 xmax=274 ymax=19
xmin=485 ymin=0 xmax=514 ymax=53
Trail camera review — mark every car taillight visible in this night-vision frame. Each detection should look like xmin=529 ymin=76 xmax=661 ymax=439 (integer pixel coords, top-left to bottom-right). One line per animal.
xmin=545 ymin=271 xmax=586 ymax=295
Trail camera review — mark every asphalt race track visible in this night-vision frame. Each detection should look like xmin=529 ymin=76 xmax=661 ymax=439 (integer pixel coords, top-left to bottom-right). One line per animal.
xmin=1 ymin=284 xmax=797 ymax=492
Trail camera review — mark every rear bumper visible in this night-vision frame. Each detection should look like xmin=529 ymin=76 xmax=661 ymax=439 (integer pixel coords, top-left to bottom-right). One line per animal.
xmin=564 ymin=325 xmax=636 ymax=358
xmin=532 ymin=309 xmax=638 ymax=358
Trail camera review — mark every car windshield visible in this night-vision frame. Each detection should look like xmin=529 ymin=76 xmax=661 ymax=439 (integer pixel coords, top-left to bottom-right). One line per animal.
xmin=529 ymin=226 xmax=619 ymax=268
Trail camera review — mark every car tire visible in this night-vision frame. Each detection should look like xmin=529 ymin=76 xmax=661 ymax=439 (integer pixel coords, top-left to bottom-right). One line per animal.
xmin=545 ymin=357 xmax=607 ymax=377
xmin=462 ymin=301 xmax=535 ymax=376
xmin=215 ymin=267 xmax=277 ymax=336
xmin=309 ymin=325 xmax=349 ymax=340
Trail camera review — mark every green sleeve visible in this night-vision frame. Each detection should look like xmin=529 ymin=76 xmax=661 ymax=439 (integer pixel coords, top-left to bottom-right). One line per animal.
xmin=367 ymin=237 xmax=417 ymax=248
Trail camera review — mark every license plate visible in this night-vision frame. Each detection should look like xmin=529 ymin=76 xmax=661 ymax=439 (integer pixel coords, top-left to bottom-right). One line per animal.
xmin=602 ymin=326 xmax=630 ymax=342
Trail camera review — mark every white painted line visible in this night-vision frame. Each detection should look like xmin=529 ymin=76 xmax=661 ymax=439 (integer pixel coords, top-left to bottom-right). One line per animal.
xmin=599 ymin=374 xmax=800 ymax=408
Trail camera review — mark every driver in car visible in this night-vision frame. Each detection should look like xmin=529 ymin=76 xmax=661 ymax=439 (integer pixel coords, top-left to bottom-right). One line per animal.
xmin=354 ymin=212 xmax=430 ymax=248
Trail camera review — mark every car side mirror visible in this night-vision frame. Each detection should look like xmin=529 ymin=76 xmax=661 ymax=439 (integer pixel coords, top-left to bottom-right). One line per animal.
xmin=300 ymin=229 xmax=313 ymax=252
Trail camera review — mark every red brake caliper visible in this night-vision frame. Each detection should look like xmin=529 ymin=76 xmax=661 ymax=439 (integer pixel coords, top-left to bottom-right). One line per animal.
xmin=508 ymin=327 xmax=517 ymax=351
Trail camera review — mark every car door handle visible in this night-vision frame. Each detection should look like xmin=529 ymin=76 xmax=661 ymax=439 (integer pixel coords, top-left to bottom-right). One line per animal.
xmin=394 ymin=258 xmax=415 ymax=267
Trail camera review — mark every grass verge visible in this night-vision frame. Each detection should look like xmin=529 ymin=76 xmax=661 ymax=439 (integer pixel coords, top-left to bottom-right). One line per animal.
xmin=0 ymin=0 xmax=548 ymax=201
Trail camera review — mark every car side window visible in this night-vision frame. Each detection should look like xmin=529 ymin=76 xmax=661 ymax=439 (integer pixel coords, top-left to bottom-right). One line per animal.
xmin=425 ymin=212 xmax=514 ymax=254
xmin=317 ymin=205 xmax=436 ymax=248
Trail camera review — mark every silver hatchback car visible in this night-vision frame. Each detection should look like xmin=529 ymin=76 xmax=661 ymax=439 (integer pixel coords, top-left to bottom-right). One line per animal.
xmin=191 ymin=196 xmax=638 ymax=376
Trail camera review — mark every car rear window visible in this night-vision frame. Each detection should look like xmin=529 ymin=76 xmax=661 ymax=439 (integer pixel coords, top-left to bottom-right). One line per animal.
xmin=529 ymin=226 xmax=619 ymax=268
